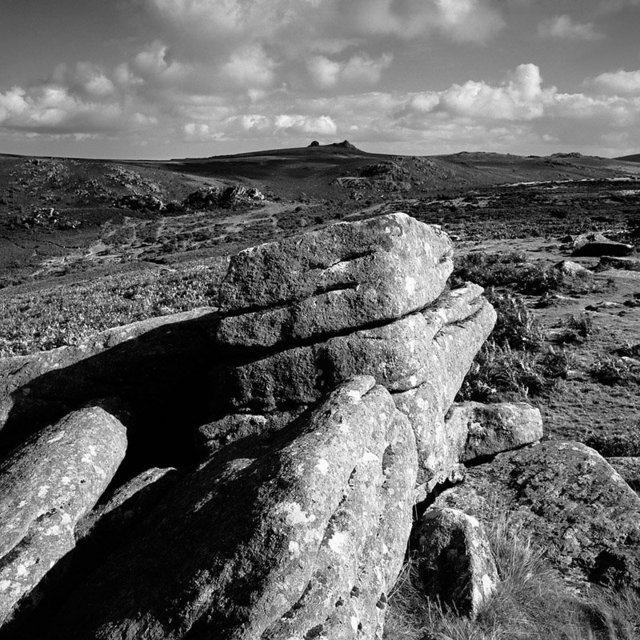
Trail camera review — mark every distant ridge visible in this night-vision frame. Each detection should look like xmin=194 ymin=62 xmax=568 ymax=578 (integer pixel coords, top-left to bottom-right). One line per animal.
xmin=616 ymin=153 xmax=640 ymax=162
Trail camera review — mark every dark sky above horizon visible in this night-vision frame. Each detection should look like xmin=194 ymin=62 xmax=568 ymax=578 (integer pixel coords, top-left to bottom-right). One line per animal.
xmin=1 ymin=0 xmax=640 ymax=159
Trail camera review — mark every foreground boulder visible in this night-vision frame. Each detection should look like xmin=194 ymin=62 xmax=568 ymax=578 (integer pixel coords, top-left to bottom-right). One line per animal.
xmin=0 ymin=407 xmax=127 ymax=626
xmin=413 ymin=507 xmax=498 ymax=617
xmin=49 ymin=377 xmax=418 ymax=640
xmin=434 ymin=441 xmax=640 ymax=590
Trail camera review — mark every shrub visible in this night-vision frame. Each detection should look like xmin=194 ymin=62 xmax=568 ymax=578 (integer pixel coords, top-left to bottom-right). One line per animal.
xmin=566 ymin=314 xmax=595 ymax=338
xmin=590 ymin=356 xmax=640 ymax=386
xmin=451 ymin=251 xmax=561 ymax=295
xmin=486 ymin=291 xmax=544 ymax=351
xmin=458 ymin=343 xmax=570 ymax=403
xmin=384 ymin=514 xmax=640 ymax=640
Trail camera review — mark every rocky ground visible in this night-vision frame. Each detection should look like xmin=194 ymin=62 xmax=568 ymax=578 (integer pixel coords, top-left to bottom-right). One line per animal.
xmin=0 ymin=143 xmax=639 ymax=638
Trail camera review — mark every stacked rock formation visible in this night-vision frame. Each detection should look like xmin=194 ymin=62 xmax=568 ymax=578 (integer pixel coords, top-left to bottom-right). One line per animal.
xmin=207 ymin=212 xmax=497 ymax=495
xmin=0 ymin=211 xmax=539 ymax=639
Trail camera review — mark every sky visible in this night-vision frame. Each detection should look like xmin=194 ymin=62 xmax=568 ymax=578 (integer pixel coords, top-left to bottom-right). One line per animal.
xmin=1 ymin=0 xmax=640 ymax=159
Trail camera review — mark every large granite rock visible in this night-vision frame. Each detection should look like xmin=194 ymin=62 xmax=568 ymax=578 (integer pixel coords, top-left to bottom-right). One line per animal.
xmin=0 ymin=407 xmax=127 ymax=626
xmin=49 ymin=377 xmax=418 ymax=640
xmin=434 ymin=441 xmax=640 ymax=590
xmin=212 ymin=284 xmax=487 ymax=412
xmin=393 ymin=300 xmax=497 ymax=492
xmin=446 ymin=401 xmax=543 ymax=463
xmin=215 ymin=212 xmax=454 ymax=349
xmin=413 ymin=507 xmax=498 ymax=617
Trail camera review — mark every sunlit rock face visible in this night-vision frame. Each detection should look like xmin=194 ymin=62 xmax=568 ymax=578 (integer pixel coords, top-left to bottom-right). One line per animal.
xmin=0 ymin=212 xmax=502 ymax=639
xmin=0 ymin=407 xmax=127 ymax=627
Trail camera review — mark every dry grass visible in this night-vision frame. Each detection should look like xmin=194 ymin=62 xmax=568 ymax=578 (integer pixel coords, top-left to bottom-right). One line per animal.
xmin=384 ymin=514 xmax=640 ymax=640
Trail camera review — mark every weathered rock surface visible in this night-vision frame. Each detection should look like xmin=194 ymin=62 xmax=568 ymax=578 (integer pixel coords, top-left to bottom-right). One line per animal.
xmin=572 ymin=232 xmax=633 ymax=257
xmin=393 ymin=300 xmax=497 ymax=491
xmin=212 ymin=284 xmax=487 ymax=412
xmin=434 ymin=441 xmax=640 ymax=589
xmin=607 ymin=457 xmax=640 ymax=493
xmin=215 ymin=212 xmax=454 ymax=349
xmin=196 ymin=410 xmax=304 ymax=457
xmin=446 ymin=401 xmax=543 ymax=462
xmin=49 ymin=377 xmax=418 ymax=640
xmin=0 ymin=407 xmax=127 ymax=626
xmin=413 ymin=507 xmax=498 ymax=617
xmin=75 ymin=466 xmax=177 ymax=542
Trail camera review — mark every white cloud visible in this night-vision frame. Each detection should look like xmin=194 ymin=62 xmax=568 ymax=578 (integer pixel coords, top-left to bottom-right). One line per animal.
xmin=538 ymin=15 xmax=602 ymax=41
xmin=275 ymin=114 xmax=338 ymax=136
xmin=0 ymin=84 xmax=125 ymax=134
xmin=308 ymin=53 xmax=392 ymax=88
xmin=404 ymin=63 xmax=548 ymax=121
xmin=342 ymin=0 xmax=505 ymax=42
xmin=222 ymin=45 xmax=276 ymax=88
xmin=591 ymin=69 xmax=640 ymax=95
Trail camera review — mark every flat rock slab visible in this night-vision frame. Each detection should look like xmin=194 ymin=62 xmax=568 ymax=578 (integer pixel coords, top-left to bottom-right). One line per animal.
xmin=215 ymin=212 xmax=454 ymax=349
xmin=212 ymin=284 xmax=486 ymax=413
xmin=434 ymin=441 xmax=640 ymax=589
xmin=49 ymin=377 xmax=418 ymax=640
xmin=446 ymin=401 xmax=543 ymax=463
xmin=0 ymin=407 xmax=127 ymax=626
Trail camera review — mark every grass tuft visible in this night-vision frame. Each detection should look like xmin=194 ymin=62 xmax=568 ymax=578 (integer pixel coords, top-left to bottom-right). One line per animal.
xmin=384 ymin=514 xmax=640 ymax=640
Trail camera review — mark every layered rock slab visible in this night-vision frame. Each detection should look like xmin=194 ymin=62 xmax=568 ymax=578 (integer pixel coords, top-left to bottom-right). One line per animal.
xmin=215 ymin=212 xmax=454 ymax=349
xmin=49 ymin=377 xmax=418 ymax=640
xmin=394 ymin=300 xmax=497 ymax=491
xmin=212 ymin=284 xmax=487 ymax=412
xmin=433 ymin=441 xmax=640 ymax=589
xmin=0 ymin=407 xmax=127 ymax=625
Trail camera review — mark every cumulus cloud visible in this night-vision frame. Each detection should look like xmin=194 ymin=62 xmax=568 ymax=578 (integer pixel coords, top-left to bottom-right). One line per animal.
xmin=342 ymin=0 xmax=504 ymax=42
xmin=0 ymin=84 xmax=124 ymax=134
xmin=308 ymin=53 xmax=392 ymax=88
xmin=591 ymin=69 xmax=640 ymax=95
xmin=538 ymin=15 xmax=603 ymax=41
xmin=402 ymin=64 xmax=549 ymax=121
xmin=222 ymin=45 xmax=277 ymax=88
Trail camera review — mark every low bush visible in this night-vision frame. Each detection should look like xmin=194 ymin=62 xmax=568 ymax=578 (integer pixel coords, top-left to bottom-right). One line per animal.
xmin=485 ymin=291 xmax=544 ymax=351
xmin=450 ymin=251 xmax=561 ymax=295
xmin=566 ymin=313 xmax=595 ymax=339
xmin=457 ymin=343 xmax=571 ymax=403
xmin=385 ymin=514 xmax=640 ymax=640
xmin=590 ymin=356 xmax=640 ymax=386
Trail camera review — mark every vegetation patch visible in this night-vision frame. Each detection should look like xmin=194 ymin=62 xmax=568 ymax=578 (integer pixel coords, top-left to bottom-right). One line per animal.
xmin=0 ymin=261 xmax=227 ymax=356
xmin=450 ymin=251 xmax=561 ymax=295
xmin=385 ymin=514 xmax=640 ymax=640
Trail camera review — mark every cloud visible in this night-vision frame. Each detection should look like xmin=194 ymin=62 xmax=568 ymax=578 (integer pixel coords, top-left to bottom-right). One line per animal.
xmin=308 ymin=53 xmax=392 ymax=88
xmin=537 ymin=15 xmax=603 ymax=41
xmin=402 ymin=63 xmax=549 ymax=121
xmin=341 ymin=0 xmax=505 ymax=42
xmin=0 ymin=84 xmax=125 ymax=134
xmin=222 ymin=45 xmax=277 ymax=88
xmin=591 ymin=69 xmax=640 ymax=95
